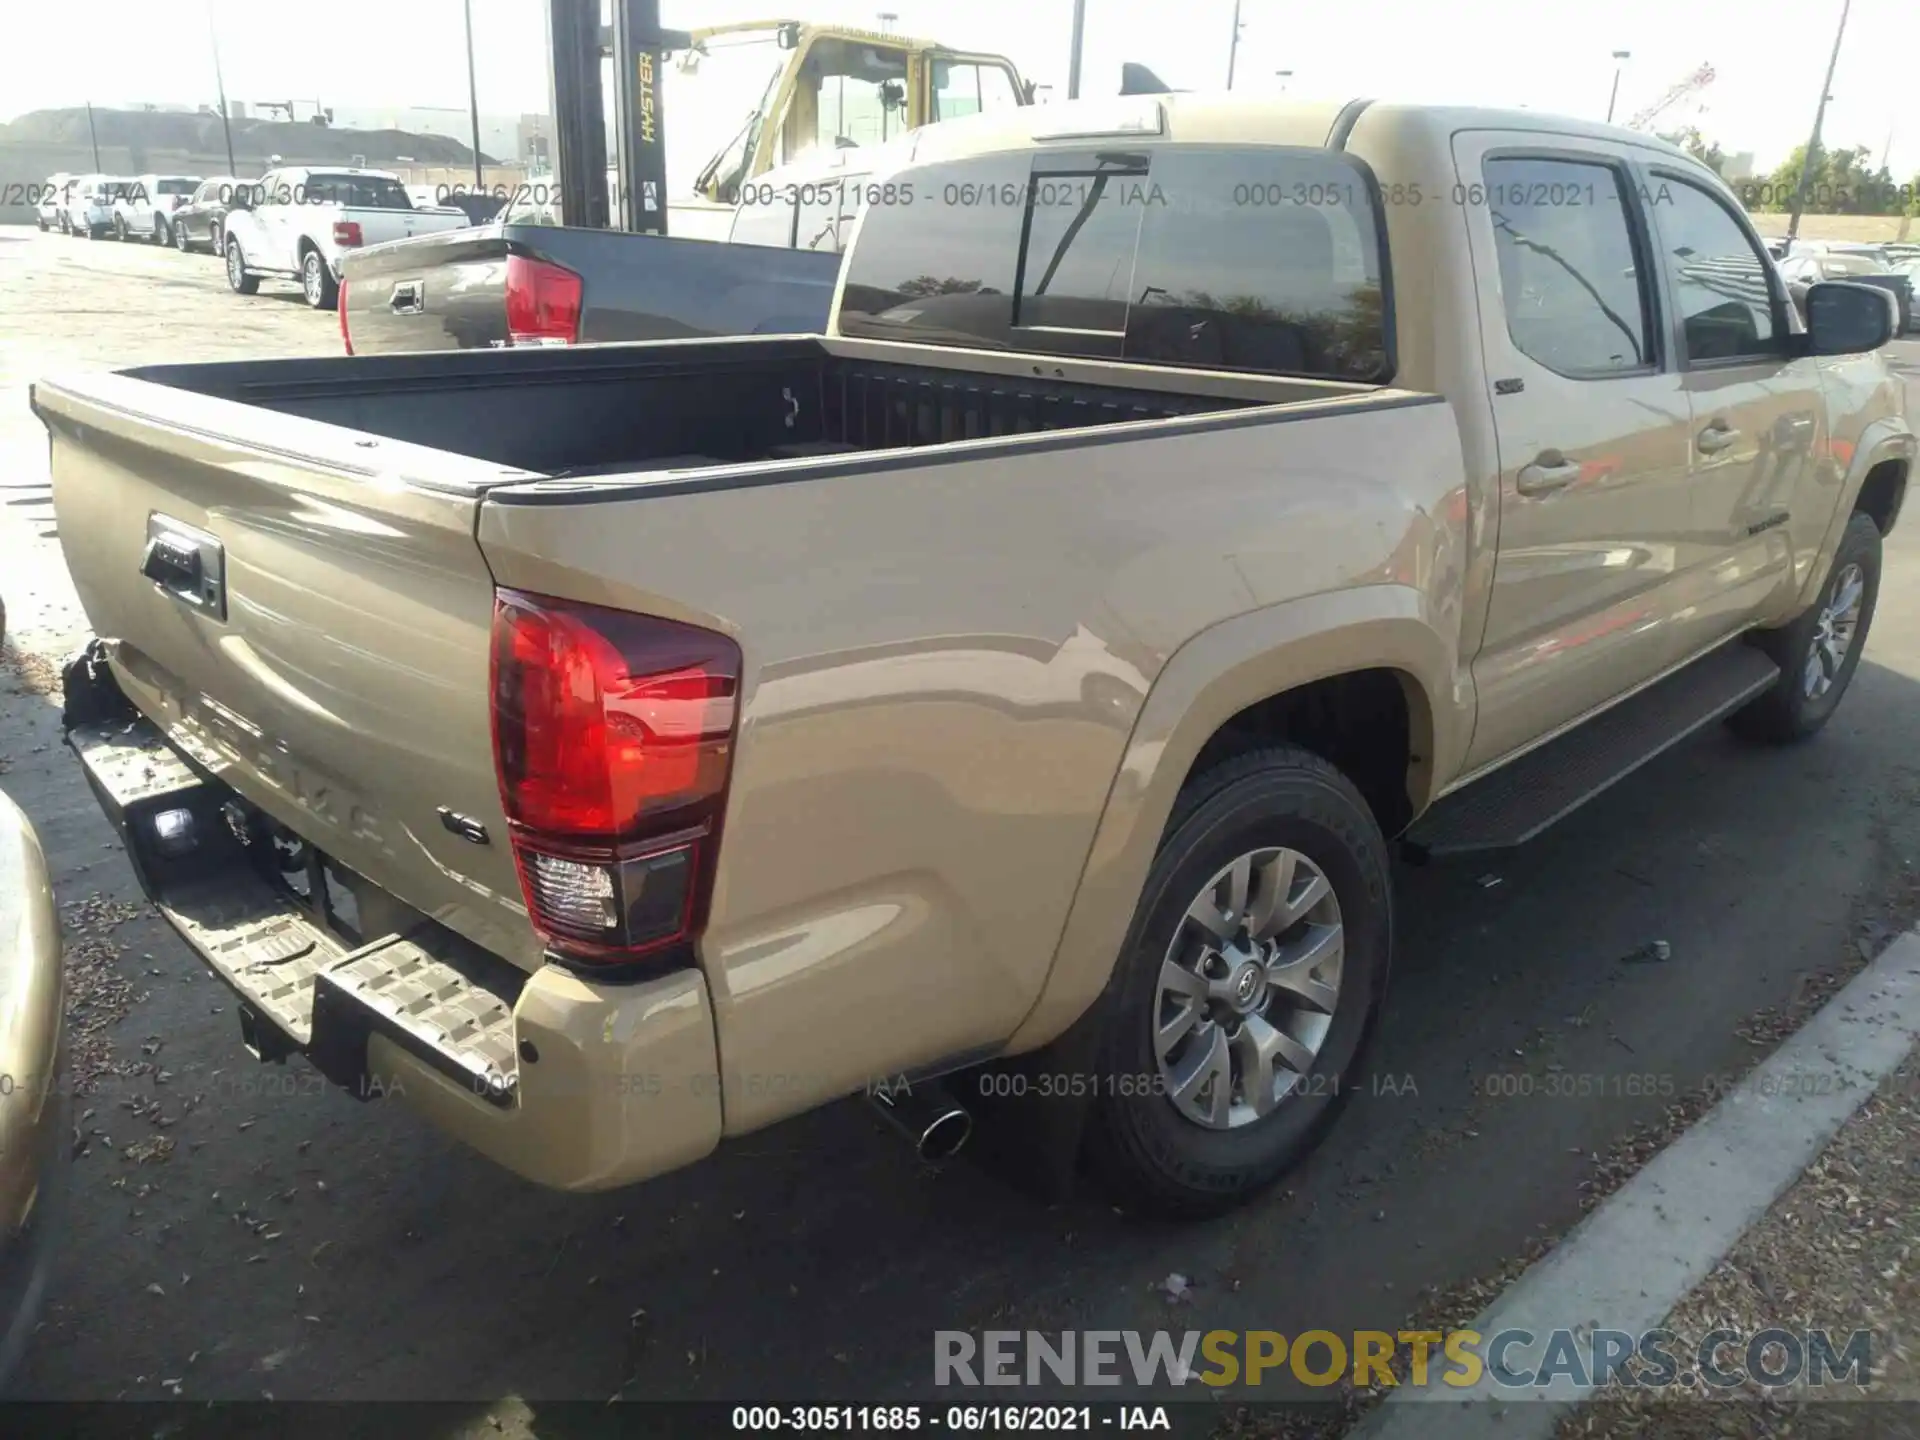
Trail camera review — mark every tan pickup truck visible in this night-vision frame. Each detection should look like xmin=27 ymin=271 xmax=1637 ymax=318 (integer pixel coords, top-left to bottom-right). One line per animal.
xmin=34 ymin=94 xmax=1914 ymax=1218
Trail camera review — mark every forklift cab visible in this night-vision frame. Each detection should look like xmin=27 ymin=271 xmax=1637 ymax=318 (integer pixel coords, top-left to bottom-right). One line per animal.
xmin=682 ymin=21 xmax=1029 ymax=203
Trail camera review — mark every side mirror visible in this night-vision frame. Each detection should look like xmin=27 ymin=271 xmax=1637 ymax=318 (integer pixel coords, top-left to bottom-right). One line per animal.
xmin=1801 ymin=281 xmax=1894 ymax=356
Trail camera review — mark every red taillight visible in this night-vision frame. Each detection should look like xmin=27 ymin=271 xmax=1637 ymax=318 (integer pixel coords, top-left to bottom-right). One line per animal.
xmin=490 ymin=589 xmax=740 ymax=964
xmin=338 ymin=278 xmax=354 ymax=354
xmin=333 ymin=219 xmax=363 ymax=247
xmin=504 ymin=254 xmax=583 ymax=345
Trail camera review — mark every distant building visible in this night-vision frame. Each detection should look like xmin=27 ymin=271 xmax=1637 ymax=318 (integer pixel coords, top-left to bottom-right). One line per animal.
xmin=1723 ymin=151 xmax=1756 ymax=182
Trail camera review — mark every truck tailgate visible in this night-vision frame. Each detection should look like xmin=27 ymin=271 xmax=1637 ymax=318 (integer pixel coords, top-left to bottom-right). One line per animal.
xmin=341 ymin=224 xmax=840 ymax=355
xmin=32 ymin=369 xmax=543 ymax=971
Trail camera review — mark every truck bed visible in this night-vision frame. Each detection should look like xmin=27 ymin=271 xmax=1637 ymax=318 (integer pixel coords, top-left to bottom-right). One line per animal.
xmin=109 ymin=335 xmax=1368 ymax=481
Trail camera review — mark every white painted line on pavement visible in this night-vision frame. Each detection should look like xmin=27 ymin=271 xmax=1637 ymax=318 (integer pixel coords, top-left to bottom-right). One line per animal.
xmin=1353 ymin=926 xmax=1920 ymax=1440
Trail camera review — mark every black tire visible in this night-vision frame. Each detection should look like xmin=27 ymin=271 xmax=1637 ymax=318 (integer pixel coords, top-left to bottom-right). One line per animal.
xmin=35 ymin=217 xmax=47 ymax=232
xmin=1729 ymin=510 xmax=1881 ymax=743
xmin=1085 ymin=746 xmax=1393 ymax=1218
xmin=300 ymin=247 xmax=338 ymax=310
xmin=225 ymin=237 xmax=259 ymax=295
xmin=173 ymin=220 xmax=191 ymax=253
xmin=153 ymin=218 xmax=170 ymax=247
xmin=209 ymin=222 xmax=223 ymax=255
xmin=112 ymin=214 xmax=127 ymax=241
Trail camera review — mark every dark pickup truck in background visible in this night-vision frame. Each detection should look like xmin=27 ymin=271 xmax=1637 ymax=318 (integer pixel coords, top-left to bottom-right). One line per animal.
xmin=338 ymin=224 xmax=840 ymax=355
xmin=338 ymin=144 xmax=906 ymax=355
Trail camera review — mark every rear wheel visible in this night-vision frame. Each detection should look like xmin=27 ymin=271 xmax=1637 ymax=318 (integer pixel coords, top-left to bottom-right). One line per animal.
xmin=35 ymin=216 xmax=47 ymax=232
xmin=112 ymin=214 xmax=127 ymax=241
xmin=225 ymin=238 xmax=259 ymax=295
xmin=1729 ymin=510 xmax=1881 ymax=743
xmin=209 ymin=221 xmax=223 ymax=255
xmin=300 ymin=248 xmax=338 ymax=310
xmin=154 ymin=218 xmax=171 ymax=247
xmin=1086 ymin=746 xmax=1393 ymax=1218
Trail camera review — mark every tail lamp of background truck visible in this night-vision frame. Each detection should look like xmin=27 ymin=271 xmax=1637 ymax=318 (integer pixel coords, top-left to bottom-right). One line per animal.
xmin=504 ymin=255 xmax=583 ymax=345
xmin=489 ymin=590 xmax=741 ymax=965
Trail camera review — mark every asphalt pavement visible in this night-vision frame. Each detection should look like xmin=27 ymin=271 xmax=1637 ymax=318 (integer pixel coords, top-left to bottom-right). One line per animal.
xmin=3 ymin=224 xmax=1920 ymax=1422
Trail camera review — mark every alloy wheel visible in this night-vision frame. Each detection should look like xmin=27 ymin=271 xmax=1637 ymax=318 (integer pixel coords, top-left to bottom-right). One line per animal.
xmin=1804 ymin=562 xmax=1864 ymax=699
xmin=1153 ymin=847 xmax=1344 ymax=1129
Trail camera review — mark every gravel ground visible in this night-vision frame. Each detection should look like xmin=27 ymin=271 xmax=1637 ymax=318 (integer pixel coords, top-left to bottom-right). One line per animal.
xmin=1554 ymin=1041 xmax=1920 ymax=1439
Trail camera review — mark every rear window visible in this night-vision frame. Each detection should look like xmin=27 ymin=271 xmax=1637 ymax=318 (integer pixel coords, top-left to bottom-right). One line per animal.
xmin=836 ymin=145 xmax=1391 ymax=382
xmin=157 ymin=178 xmax=198 ymax=196
xmin=300 ymin=174 xmax=413 ymax=209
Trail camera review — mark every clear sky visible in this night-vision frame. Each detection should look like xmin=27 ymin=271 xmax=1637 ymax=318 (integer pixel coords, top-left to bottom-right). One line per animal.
xmin=3 ymin=0 xmax=1915 ymax=181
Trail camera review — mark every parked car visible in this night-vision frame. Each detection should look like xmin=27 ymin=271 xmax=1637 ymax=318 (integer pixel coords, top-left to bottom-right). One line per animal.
xmin=221 ymin=167 xmax=473 ymax=310
xmin=62 ymin=176 xmax=134 ymax=239
xmin=113 ymin=174 xmax=202 ymax=245
xmin=1897 ymin=259 xmax=1920 ymax=333
xmin=169 ymin=176 xmax=246 ymax=255
xmin=0 ymin=786 xmax=69 ymax=1391
xmin=34 ymin=95 xmax=1915 ymax=1218
xmin=1777 ymin=250 xmax=1912 ymax=333
xmin=33 ymin=175 xmax=72 ymax=233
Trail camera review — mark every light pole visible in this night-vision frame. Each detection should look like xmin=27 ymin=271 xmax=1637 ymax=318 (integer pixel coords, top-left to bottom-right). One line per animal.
xmin=1787 ymin=0 xmax=1851 ymax=242
xmin=207 ymin=3 xmax=236 ymax=177
xmin=84 ymin=101 xmax=102 ymax=171
xmin=1605 ymin=50 xmax=1630 ymax=124
xmin=462 ymin=0 xmax=484 ymax=190
xmin=1226 ymin=0 xmax=1243 ymax=89
xmin=1068 ymin=0 xmax=1086 ymax=99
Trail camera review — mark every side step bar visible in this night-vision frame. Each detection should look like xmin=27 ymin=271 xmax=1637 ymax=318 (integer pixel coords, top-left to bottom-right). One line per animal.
xmin=69 ymin=713 xmax=523 ymax=1105
xmin=1404 ymin=640 xmax=1781 ymax=859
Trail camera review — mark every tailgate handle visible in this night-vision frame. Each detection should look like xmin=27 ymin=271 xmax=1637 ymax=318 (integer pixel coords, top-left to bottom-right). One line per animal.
xmin=141 ymin=516 xmax=227 ymax=621
xmin=142 ymin=535 xmax=201 ymax=587
xmin=390 ymin=281 xmax=424 ymax=314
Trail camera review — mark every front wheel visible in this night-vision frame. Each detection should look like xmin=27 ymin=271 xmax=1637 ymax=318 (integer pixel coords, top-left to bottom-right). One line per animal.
xmin=173 ymin=221 xmax=191 ymax=252
xmin=225 ymin=238 xmax=259 ymax=295
xmin=1729 ymin=510 xmax=1881 ymax=743
xmin=300 ymin=248 xmax=338 ymax=309
xmin=1085 ymin=746 xmax=1393 ymax=1218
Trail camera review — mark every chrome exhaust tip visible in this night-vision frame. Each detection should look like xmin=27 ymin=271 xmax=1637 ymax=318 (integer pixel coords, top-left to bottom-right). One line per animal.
xmin=869 ymin=1080 xmax=974 ymax=1162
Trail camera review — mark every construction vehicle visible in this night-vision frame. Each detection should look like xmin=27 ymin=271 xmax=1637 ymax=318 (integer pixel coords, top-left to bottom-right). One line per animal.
xmin=674 ymin=20 xmax=1033 ymax=206
xmin=543 ymin=3 xmax=1034 ymax=239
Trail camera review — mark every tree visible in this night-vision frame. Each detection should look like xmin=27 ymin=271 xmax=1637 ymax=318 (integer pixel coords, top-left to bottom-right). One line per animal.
xmin=1744 ymin=141 xmax=1904 ymax=215
xmin=1660 ymin=126 xmax=1726 ymax=177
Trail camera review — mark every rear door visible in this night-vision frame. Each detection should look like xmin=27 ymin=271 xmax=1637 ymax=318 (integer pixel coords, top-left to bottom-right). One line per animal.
xmin=1640 ymin=168 xmax=1822 ymax=629
xmin=1454 ymin=136 xmax=1701 ymax=770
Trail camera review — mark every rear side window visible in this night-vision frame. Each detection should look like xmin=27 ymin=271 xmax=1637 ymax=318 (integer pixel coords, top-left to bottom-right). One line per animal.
xmin=838 ymin=146 xmax=1391 ymax=381
xmin=1484 ymin=156 xmax=1651 ymax=377
xmin=1653 ymin=178 xmax=1780 ymax=362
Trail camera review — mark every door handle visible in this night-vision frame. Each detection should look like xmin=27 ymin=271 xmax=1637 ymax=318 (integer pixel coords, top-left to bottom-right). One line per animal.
xmin=1696 ymin=421 xmax=1741 ymax=455
xmin=1515 ymin=454 xmax=1582 ymax=496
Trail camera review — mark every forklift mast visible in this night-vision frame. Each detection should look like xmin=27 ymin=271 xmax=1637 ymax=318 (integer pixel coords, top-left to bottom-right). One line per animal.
xmin=548 ymin=0 xmax=683 ymax=235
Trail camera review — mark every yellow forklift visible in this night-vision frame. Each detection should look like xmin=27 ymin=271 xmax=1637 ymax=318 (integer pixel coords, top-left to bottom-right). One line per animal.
xmin=678 ymin=20 xmax=1034 ymax=204
xmin=545 ymin=2 xmax=1032 ymax=234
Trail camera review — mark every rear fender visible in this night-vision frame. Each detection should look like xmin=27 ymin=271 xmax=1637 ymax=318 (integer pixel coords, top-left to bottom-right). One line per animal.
xmin=1004 ymin=586 xmax=1460 ymax=1053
